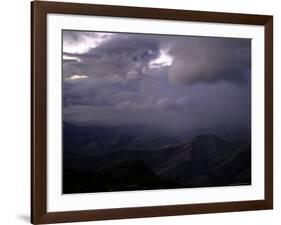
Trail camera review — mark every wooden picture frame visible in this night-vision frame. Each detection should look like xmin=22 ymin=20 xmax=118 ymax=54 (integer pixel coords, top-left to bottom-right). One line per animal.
xmin=31 ymin=1 xmax=273 ymax=224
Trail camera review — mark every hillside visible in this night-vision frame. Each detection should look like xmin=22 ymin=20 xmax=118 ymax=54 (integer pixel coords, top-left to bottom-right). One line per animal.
xmin=63 ymin=123 xmax=251 ymax=194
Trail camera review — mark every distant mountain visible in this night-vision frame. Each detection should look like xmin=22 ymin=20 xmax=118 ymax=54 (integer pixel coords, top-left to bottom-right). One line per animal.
xmin=157 ymin=135 xmax=251 ymax=187
xmin=63 ymin=122 xmax=183 ymax=156
xmin=63 ymin=122 xmax=251 ymax=193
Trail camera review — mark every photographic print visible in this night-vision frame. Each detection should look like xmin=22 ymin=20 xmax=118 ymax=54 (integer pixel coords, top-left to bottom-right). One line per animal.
xmin=62 ymin=30 xmax=252 ymax=194
xmin=31 ymin=2 xmax=273 ymax=223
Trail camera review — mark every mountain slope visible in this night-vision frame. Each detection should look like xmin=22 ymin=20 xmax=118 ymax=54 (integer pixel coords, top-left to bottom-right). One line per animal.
xmin=63 ymin=123 xmax=251 ymax=193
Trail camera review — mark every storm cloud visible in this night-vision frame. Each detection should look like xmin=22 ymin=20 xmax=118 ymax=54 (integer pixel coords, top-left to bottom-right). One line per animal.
xmin=63 ymin=33 xmax=162 ymax=79
xmin=62 ymin=31 xmax=251 ymax=131
xmin=167 ymin=37 xmax=251 ymax=85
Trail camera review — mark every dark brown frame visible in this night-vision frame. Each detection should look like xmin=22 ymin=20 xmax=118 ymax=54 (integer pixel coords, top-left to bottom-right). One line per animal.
xmin=31 ymin=1 xmax=273 ymax=224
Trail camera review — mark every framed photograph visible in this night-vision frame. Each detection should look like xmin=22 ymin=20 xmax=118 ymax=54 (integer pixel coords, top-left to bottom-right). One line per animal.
xmin=31 ymin=1 xmax=273 ymax=224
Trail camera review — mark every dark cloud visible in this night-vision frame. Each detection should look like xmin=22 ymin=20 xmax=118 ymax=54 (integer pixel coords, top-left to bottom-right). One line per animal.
xmin=168 ymin=37 xmax=251 ymax=85
xmin=63 ymin=33 xmax=162 ymax=79
xmin=62 ymin=31 xmax=251 ymax=131
xmin=63 ymin=77 xmax=142 ymax=108
xmin=156 ymin=97 xmax=197 ymax=112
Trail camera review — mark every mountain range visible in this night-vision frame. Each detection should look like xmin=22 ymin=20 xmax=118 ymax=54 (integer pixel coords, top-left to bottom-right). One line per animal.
xmin=63 ymin=122 xmax=251 ymax=194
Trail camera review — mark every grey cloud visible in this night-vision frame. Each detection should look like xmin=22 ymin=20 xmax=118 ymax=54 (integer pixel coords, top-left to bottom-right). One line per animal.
xmin=63 ymin=76 xmax=143 ymax=108
xmin=63 ymin=33 xmax=162 ymax=80
xmin=63 ymin=31 xmax=251 ymax=132
xmin=63 ymin=104 xmax=191 ymax=131
xmin=156 ymin=97 xmax=196 ymax=112
xmin=63 ymin=30 xmax=110 ymax=45
xmin=168 ymin=37 xmax=251 ymax=85
xmin=156 ymin=98 xmax=183 ymax=112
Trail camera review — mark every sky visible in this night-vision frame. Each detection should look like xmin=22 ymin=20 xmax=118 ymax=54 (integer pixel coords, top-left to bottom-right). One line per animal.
xmin=62 ymin=30 xmax=251 ymax=131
